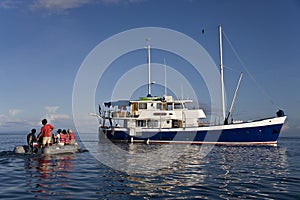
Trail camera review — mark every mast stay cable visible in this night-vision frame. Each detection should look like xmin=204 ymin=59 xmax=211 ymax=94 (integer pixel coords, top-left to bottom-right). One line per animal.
xmin=222 ymin=30 xmax=279 ymax=109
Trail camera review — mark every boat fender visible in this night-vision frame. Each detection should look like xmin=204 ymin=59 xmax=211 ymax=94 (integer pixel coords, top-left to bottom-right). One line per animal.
xmin=146 ymin=138 xmax=150 ymax=145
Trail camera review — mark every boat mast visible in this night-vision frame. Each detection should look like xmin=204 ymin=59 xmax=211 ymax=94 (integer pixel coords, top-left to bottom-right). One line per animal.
xmin=219 ymin=25 xmax=226 ymax=122
xmin=146 ymin=38 xmax=152 ymax=97
xmin=164 ymin=58 xmax=167 ymax=96
xmin=225 ymin=72 xmax=243 ymax=124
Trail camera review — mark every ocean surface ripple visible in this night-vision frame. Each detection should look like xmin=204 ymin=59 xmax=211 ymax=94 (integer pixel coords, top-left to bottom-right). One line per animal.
xmin=0 ymin=133 xmax=299 ymax=199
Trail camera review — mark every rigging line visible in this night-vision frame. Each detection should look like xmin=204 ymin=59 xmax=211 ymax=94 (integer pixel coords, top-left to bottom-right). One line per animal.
xmin=223 ymin=65 xmax=241 ymax=74
xmin=222 ymin=30 xmax=279 ymax=109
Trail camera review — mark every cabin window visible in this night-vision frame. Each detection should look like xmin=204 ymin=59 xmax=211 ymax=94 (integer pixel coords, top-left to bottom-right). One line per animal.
xmin=167 ymin=103 xmax=173 ymax=110
xmin=136 ymin=120 xmax=146 ymax=127
xmin=139 ymin=103 xmax=147 ymax=109
xmin=156 ymin=103 xmax=162 ymax=110
xmin=172 ymin=120 xmax=182 ymax=128
xmin=147 ymin=120 xmax=158 ymax=128
xmin=174 ymin=103 xmax=183 ymax=109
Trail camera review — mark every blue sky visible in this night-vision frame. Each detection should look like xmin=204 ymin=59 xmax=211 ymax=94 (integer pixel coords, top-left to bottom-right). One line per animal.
xmin=0 ymin=0 xmax=299 ymax=136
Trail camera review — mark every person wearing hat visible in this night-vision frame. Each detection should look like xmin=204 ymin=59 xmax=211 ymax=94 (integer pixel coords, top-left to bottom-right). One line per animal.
xmin=37 ymin=119 xmax=54 ymax=148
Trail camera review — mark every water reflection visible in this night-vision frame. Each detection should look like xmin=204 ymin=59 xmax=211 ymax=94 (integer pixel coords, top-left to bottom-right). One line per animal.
xmin=24 ymin=153 xmax=75 ymax=198
xmin=17 ymin=143 xmax=290 ymax=199
xmin=122 ymin=145 xmax=208 ymax=198
xmin=107 ymin=144 xmax=289 ymax=199
xmin=91 ymin=141 xmax=213 ymax=175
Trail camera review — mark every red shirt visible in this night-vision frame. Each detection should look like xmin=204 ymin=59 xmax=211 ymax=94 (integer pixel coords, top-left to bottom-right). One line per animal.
xmin=40 ymin=124 xmax=54 ymax=137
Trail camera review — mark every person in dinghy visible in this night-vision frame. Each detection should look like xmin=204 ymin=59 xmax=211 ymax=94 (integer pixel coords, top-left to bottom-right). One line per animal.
xmin=37 ymin=119 xmax=54 ymax=148
xmin=67 ymin=129 xmax=77 ymax=145
xmin=27 ymin=128 xmax=38 ymax=150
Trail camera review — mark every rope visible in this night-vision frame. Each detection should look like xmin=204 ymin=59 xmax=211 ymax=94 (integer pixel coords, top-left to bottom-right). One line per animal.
xmin=222 ymin=30 xmax=280 ymax=109
xmin=223 ymin=65 xmax=241 ymax=74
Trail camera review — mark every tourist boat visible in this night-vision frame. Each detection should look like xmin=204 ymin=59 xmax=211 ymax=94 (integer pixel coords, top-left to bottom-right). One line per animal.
xmin=13 ymin=143 xmax=80 ymax=155
xmin=94 ymin=26 xmax=287 ymax=146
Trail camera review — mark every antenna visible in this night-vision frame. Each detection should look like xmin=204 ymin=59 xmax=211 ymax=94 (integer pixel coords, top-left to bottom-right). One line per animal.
xmin=181 ymin=84 xmax=183 ymax=100
xmin=146 ymin=38 xmax=151 ymax=97
xmin=164 ymin=58 xmax=167 ymax=96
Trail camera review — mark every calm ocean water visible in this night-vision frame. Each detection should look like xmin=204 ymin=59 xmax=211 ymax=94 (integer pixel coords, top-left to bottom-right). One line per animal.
xmin=0 ymin=132 xmax=299 ymax=199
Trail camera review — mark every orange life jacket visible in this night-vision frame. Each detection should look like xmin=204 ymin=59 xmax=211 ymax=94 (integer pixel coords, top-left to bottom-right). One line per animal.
xmin=69 ymin=132 xmax=75 ymax=140
xmin=59 ymin=133 xmax=65 ymax=143
xmin=64 ymin=134 xmax=70 ymax=144
xmin=60 ymin=133 xmax=70 ymax=144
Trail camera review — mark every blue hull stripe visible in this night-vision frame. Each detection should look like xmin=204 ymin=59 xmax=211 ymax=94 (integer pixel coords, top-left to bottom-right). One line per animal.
xmin=100 ymin=123 xmax=283 ymax=144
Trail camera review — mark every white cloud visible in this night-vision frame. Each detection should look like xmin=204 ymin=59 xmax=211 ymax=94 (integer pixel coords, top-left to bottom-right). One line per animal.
xmin=0 ymin=112 xmax=35 ymax=133
xmin=45 ymin=106 xmax=60 ymax=113
xmin=0 ymin=0 xmax=23 ymax=9
xmin=43 ymin=106 xmax=71 ymax=122
xmin=74 ymin=113 xmax=100 ymax=133
xmin=0 ymin=0 xmax=145 ymax=14
xmin=29 ymin=0 xmax=93 ymax=13
xmin=8 ymin=109 xmax=23 ymax=117
xmin=45 ymin=113 xmax=70 ymax=122
xmin=0 ymin=114 xmax=8 ymax=126
xmin=41 ymin=106 xmax=73 ymax=129
xmin=0 ymin=105 xmax=74 ymax=133
xmin=44 ymin=113 xmax=74 ymax=130
xmin=44 ymin=106 xmax=71 ymax=123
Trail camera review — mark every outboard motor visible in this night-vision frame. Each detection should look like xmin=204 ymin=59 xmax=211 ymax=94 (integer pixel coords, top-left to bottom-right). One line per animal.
xmin=13 ymin=145 xmax=28 ymax=154
xmin=13 ymin=145 xmax=35 ymax=154
xmin=276 ymin=109 xmax=285 ymax=117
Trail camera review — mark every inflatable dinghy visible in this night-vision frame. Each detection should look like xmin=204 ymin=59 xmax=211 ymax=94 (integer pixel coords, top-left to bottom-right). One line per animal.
xmin=13 ymin=143 xmax=80 ymax=155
